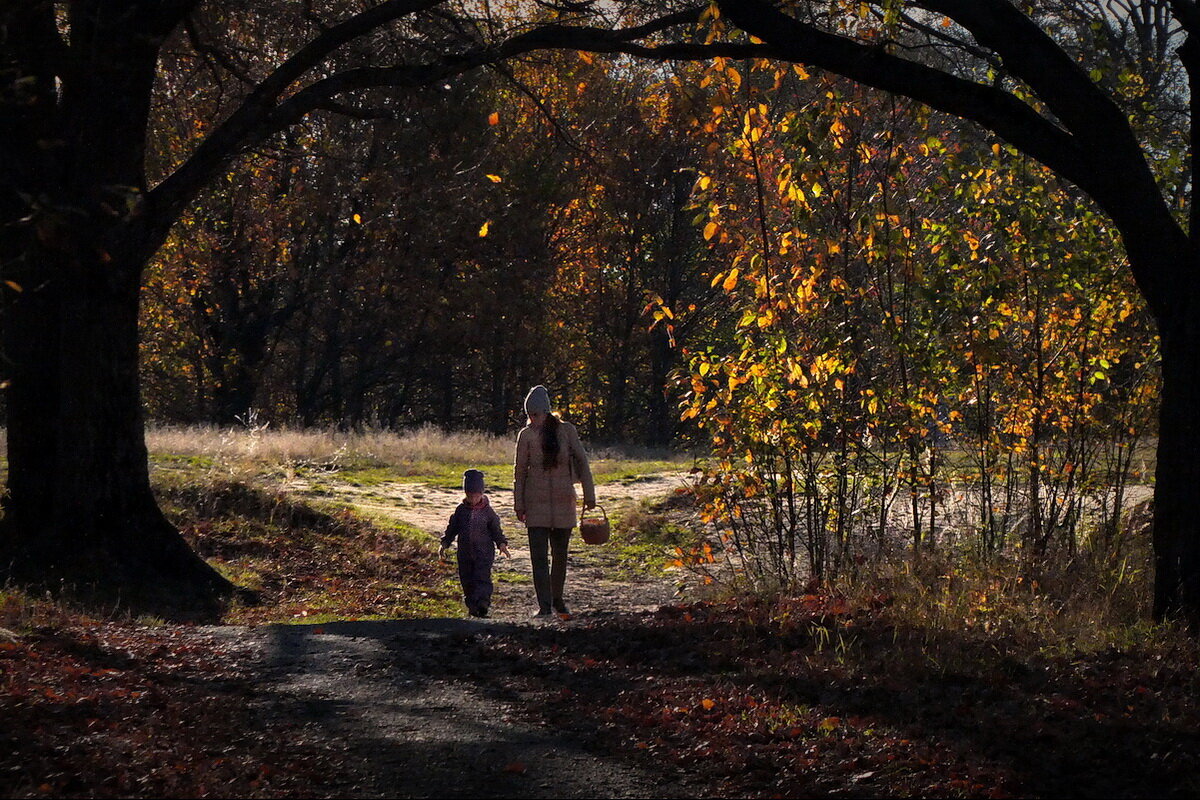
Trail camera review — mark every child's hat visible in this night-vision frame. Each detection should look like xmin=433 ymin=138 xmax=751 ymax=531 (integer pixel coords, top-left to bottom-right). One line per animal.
xmin=463 ymin=469 xmax=485 ymax=494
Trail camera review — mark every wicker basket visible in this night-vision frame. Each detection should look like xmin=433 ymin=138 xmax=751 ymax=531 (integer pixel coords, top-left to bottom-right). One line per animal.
xmin=579 ymin=504 xmax=610 ymax=545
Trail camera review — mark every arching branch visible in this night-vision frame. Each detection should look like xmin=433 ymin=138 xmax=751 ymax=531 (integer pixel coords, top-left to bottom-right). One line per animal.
xmin=146 ymin=4 xmax=706 ymax=228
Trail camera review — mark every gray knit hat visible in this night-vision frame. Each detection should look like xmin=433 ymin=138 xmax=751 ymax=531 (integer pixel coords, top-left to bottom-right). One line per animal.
xmin=524 ymin=385 xmax=551 ymax=415
xmin=463 ymin=469 xmax=485 ymax=494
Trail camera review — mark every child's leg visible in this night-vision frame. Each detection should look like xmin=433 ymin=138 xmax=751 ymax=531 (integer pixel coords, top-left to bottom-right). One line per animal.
xmin=456 ymin=554 xmax=477 ymax=613
xmin=470 ymin=555 xmax=495 ymax=613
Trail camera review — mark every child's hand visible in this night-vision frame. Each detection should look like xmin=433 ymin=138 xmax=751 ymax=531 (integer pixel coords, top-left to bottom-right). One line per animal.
xmin=438 ymin=546 xmax=451 ymax=561
xmin=499 ymin=545 xmax=511 ymax=559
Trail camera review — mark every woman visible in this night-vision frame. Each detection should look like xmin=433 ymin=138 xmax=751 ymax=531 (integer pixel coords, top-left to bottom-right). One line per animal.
xmin=513 ymin=385 xmax=595 ymax=616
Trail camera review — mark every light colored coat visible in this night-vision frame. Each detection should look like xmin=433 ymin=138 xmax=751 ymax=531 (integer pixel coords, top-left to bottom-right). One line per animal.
xmin=513 ymin=421 xmax=595 ymax=529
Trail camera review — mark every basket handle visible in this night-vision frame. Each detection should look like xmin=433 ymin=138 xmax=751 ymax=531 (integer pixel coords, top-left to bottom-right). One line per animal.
xmin=581 ymin=502 xmax=607 ymax=522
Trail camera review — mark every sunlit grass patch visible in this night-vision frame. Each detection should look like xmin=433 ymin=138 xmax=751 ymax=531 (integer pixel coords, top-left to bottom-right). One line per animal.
xmin=153 ymin=474 xmax=455 ymax=624
xmin=146 ymin=422 xmax=515 ymax=473
xmin=591 ymin=459 xmax=688 ymax=485
xmin=495 ymin=569 xmax=533 ymax=584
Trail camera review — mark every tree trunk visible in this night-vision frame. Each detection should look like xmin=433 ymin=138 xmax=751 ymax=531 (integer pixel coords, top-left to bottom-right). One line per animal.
xmin=0 ymin=244 xmax=234 ymax=620
xmin=1151 ymin=326 xmax=1200 ymax=627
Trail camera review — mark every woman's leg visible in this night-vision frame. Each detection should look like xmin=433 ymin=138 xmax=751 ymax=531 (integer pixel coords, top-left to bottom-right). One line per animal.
xmin=549 ymin=527 xmax=571 ymax=612
xmin=527 ymin=527 xmax=553 ymax=613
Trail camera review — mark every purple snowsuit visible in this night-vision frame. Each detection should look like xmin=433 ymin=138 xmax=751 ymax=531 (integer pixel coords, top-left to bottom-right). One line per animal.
xmin=441 ymin=496 xmax=507 ymax=615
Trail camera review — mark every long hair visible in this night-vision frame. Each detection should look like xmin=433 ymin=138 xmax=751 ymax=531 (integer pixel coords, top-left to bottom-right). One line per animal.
xmin=541 ymin=413 xmax=561 ymax=470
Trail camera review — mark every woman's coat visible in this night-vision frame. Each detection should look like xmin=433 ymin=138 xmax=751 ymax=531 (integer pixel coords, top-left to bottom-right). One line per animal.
xmin=513 ymin=421 xmax=596 ymax=529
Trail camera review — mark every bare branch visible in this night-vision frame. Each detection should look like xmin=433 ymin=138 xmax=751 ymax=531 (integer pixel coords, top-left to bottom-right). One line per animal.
xmin=148 ymin=5 xmax=706 ymax=224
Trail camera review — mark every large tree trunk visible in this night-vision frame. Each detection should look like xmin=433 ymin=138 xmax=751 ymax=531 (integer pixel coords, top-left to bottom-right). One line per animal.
xmin=0 ymin=242 xmax=234 ymax=620
xmin=0 ymin=3 xmax=234 ymax=620
xmin=1151 ymin=322 xmax=1200 ymax=627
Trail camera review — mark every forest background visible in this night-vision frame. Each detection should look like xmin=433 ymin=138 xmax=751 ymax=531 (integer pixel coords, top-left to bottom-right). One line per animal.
xmin=6 ymin=3 xmax=1200 ymax=796
xmin=130 ymin=2 xmax=1161 ymax=598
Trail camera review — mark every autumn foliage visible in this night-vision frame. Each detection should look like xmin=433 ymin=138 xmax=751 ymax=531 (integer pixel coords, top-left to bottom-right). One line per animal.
xmin=664 ymin=57 xmax=1157 ymax=590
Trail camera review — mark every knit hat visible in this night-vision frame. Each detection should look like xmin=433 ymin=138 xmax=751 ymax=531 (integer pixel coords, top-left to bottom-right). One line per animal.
xmin=463 ymin=469 xmax=485 ymax=494
xmin=524 ymin=385 xmax=551 ymax=415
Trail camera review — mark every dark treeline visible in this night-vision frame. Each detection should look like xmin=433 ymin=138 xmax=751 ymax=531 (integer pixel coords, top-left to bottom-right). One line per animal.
xmin=140 ymin=58 xmax=720 ymax=444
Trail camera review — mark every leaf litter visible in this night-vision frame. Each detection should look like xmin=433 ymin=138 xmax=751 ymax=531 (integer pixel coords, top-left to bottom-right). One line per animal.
xmin=5 ymin=474 xmax=1200 ymax=798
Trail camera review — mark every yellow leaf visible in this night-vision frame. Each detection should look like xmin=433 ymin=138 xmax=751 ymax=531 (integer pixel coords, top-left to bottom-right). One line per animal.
xmin=4 ymin=280 xmax=21 ymax=292
xmin=352 ymin=213 xmax=362 ymax=224
xmin=479 ymin=221 xmax=490 ymax=237
xmin=488 ymin=112 xmax=500 ymax=126
xmin=723 ymin=269 xmax=739 ymax=291
xmin=703 ymin=221 xmax=719 ymax=241
xmin=485 ymin=174 xmax=503 ymax=183
xmin=701 ymin=698 xmax=716 ymax=710
xmin=818 ymin=716 xmax=841 ymax=732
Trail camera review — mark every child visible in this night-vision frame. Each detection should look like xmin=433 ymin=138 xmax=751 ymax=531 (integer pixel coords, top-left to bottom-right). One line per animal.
xmin=440 ymin=469 xmax=510 ymax=618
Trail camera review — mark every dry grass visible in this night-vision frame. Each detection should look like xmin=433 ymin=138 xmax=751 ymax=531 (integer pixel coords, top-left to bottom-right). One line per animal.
xmin=844 ymin=555 xmax=1157 ymax=655
xmin=146 ymin=423 xmax=514 ymax=469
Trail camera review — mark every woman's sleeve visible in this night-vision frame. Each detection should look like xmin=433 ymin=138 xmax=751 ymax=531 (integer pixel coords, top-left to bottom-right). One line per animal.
xmin=513 ymin=428 xmax=529 ymax=517
xmin=568 ymin=424 xmax=596 ymax=508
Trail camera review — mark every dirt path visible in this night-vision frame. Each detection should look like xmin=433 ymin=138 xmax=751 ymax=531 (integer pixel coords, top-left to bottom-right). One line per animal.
xmin=214 ymin=618 xmax=701 ymax=799
xmin=215 ymin=471 xmax=705 ymax=798
xmin=288 ymin=472 xmax=697 ymax=619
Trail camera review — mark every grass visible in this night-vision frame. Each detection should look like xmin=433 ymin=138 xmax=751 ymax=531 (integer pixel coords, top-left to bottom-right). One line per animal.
xmin=146 ymin=422 xmax=515 ymax=469
xmin=2 ymin=422 xmax=1194 ymax=796
xmin=139 ymin=423 xmax=689 ymax=624
xmin=145 ymin=423 xmax=687 ymax=489
xmin=152 ymin=473 xmax=461 ymax=624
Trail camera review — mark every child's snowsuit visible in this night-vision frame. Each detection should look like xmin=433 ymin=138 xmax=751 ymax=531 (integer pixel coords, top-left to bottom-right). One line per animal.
xmin=441 ymin=496 xmax=507 ymax=615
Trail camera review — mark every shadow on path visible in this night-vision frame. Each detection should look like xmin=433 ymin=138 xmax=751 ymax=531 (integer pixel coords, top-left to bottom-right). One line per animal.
xmin=215 ymin=617 xmax=698 ymax=799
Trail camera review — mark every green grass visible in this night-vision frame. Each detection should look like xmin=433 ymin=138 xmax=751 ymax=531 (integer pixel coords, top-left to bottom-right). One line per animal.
xmin=149 ymin=453 xmax=217 ymax=470
xmin=591 ymin=459 xmax=687 ymax=485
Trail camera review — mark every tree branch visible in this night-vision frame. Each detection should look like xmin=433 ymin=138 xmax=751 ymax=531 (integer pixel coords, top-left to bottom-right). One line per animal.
xmin=914 ymin=1 xmax=1144 ymax=154
xmin=714 ymin=0 xmax=1188 ymax=316
xmin=1169 ymin=0 xmax=1200 ymax=37
xmin=714 ymin=1 xmax=1095 ymax=194
xmin=147 ymin=5 xmax=706 ymax=225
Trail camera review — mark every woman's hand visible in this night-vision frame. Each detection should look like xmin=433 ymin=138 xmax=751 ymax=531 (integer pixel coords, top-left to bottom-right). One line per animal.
xmin=517 ymin=511 xmax=526 ymax=522
xmin=499 ymin=544 xmax=511 ymax=558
